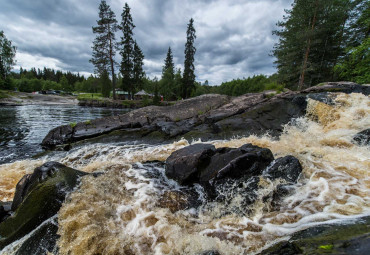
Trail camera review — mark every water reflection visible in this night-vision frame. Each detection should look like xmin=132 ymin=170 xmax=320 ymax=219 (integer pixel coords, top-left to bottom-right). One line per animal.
xmin=0 ymin=105 xmax=128 ymax=164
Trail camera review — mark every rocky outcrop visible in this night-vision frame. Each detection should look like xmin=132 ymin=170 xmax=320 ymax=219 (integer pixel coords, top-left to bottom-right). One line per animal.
xmin=41 ymin=82 xmax=369 ymax=149
xmin=259 ymin=216 xmax=370 ymax=255
xmin=165 ymin=143 xmax=302 ymax=210
xmin=0 ymin=162 xmax=87 ymax=249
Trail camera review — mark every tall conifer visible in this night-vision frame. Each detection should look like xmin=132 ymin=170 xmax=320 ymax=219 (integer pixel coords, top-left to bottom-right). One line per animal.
xmin=182 ymin=18 xmax=196 ymax=98
xmin=90 ymin=0 xmax=118 ymax=99
xmin=120 ymin=3 xmax=135 ymax=98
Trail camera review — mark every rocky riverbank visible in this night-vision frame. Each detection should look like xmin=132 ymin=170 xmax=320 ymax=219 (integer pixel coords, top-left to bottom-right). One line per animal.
xmin=0 ymin=91 xmax=77 ymax=106
xmin=42 ymin=82 xmax=369 ymax=149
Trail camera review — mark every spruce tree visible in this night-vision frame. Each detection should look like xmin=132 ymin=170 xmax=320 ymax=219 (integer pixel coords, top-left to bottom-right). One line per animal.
xmin=163 ymin=47 xmax=175 ymax=78
xmin=182 ymin=18 xmax=196 ymax=98
xmin=90 ymin=0 xmax=118 ymax=99
xmin=120 ymin=3 xmax=135 ymax=98
xmin=132 ymin=41 xmax=145 ymax=92
xmin=160 ymin=47 xmax=175 ymax=100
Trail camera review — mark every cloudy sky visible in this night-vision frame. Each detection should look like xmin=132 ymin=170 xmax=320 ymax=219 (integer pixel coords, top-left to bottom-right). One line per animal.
xmin=0 ymin=0 xmax=293 ymax=85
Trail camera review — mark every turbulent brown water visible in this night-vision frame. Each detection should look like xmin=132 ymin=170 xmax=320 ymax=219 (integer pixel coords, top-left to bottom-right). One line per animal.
xmin=0 ymin=92 xmax=369 ymax=254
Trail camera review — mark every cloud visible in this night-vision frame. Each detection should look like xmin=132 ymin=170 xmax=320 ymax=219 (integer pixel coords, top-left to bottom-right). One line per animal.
xmin=0 ymin=0 xmax=293 ymax=84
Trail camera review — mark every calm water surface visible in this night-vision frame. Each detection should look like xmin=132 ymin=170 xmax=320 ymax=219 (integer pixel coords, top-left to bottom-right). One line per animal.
xmin=0 ymin=105 xmax=128 ymax=164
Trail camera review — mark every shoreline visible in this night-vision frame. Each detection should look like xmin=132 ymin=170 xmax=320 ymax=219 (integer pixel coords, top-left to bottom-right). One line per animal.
xmin=0 ymin=91 xmax=78 ymax=106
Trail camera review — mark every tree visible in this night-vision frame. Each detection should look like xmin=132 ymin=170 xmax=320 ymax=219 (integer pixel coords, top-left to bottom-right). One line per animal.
xmin=90 ymin=0 xmax=118 ymax=99
xmin=182 ymin=18 xmax=196 ymax=98
xmin=100 ymin=69 xmax=111 ymax=97
xmin=59 ymin=76 xmax=72 ymax=92
xmin=0 ymin=31 xmax=16 ymax=80
xmin=120 ymin=3 xmax=135 ymax=98
xmin=160 ymin=47 xmax=175 ymax=100
xmin=132 ymin=41 xmax=145 ymax=92
xmin=273 ymin=0 xmax=354 ymax=89
xmin=163 ymin=47 xmax=175 ymax=78
xmin=334 ymin=0 xmax=369 ymax=83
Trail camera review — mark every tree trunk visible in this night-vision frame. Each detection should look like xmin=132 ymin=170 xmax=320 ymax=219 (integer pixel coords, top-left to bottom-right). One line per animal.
xmin=109 ymin=38 xmax=116 ymax=100
xmin=298 ymin=0 xmax=319 ymax=90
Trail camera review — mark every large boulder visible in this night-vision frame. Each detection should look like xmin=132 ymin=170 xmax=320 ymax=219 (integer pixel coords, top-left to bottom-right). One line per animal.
xmin=0 ymin=162 xmax=87 ymax=249
xmin=165 ymin=143 xmax=216 ymax=185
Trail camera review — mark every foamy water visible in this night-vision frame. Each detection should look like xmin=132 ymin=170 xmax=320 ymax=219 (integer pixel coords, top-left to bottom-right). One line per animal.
xmin=1 ymin=92 xmax=369 ymax=254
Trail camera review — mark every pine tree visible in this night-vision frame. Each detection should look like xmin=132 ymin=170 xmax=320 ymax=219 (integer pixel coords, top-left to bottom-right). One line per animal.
xmin=273 ymin=0 xmax=353 ymax=89
xmin=90 ymin=0 xmax=118 ymax=99
xmin=120 ymin=3 xmax=135 ymax=98
xmin=0 ymin=30 xmax=16 ymax=82
xmin=182 ymin=18 xmax=196 ymax=98
xmin=132 ymin=41 xmax=145 ymax=92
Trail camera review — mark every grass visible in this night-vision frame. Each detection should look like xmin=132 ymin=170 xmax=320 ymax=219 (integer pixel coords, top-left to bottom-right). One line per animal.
xmin=318 ymin=244 xmax=333 ymax=250
xmin=77 ymin=93 xmax=104 ymax=100
xmin=69 ymin=122 xmax=77 ymax=128
xmin=85 ymin=120 xmax=91 ymax=125
xmin=0 ymin=90 xmax=9 ymax=99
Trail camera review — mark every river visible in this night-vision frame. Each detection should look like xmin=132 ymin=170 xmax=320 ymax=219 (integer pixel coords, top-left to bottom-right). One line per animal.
xmin=0 ymin=105 xmax=129 ymax=165
xmin=0 ymin=93 xmax=369 ymax=254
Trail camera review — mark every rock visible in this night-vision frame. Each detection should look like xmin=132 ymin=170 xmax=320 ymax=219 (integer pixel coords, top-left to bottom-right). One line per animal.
xmin=0 ymin=162 xmax=87 ymax=249
xmin=0 ymin=201 xmax=12 ymax=223
xmin=259 ymin=216 xmax=370 ymax=255
xmin=264 ymin=156 xmax=302 ymax=183
xmin=165 ymin=143 xmax=216 ymax=185
xmin=199 ymin=250 xmax=221 ymax=255
xmin=41 ymin=94 xmax=229 ymax=149
xmin=14 ymin=218 xmax=59 ymax=255
xmin=41 ymin=82 xmax=369 ymax=149
xmin=353 ymin=129 xmax=370 ymax=146
xmin=214 ymin=144 xmax=274 ymax=181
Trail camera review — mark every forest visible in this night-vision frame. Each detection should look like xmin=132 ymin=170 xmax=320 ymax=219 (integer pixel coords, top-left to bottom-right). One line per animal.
xmin=0 ymin=0 xmax=368 ymax=100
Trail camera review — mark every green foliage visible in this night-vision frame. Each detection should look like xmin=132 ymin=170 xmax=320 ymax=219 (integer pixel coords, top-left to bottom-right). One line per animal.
xmin=182 ymin=18 xmax=196 ymax=98
xmin=133 ymin=41 xmax=145 ymax=92
xmin=59 ymin=76 xmax=72 ymax=92
xmin=0 ymin=90 xmax=9 ymax=99
xmin=0 ymin=76 xmax=14 ymax=90
xmin=335 ymin=37 xmax=370 ymax=84
xmin=0 ymin=31 xmax=16 ymax=79
xmin=273 ymin=0 xmax=356 ymax=89
xmin=69 ymin=122 xmax=77 ymax=128
xmin=100 ymin=70 xmax=111 ymax=97
xmin=120 ymin=3 xmax=135 ymax=97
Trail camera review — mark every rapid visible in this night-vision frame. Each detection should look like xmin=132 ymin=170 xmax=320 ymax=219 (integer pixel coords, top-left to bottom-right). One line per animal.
xmin=0 ymin=92 xmax=369 ymax=254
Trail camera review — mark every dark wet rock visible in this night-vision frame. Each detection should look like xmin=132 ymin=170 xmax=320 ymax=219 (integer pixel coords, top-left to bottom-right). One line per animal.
xmin=259 ymin=216 xmax=370 ymax=255
xmin=353 ymin=129 xmax=370 ymax=146
xmin=214 ymin=144 xmax=274 ymax=181
xmin=199 ymin=250 xmax=221 ymax=255
xmin=0 ymin=162 xmax=87 ymax=249
xmin=302 ymin=81 xmax=370 ymax=95
xmin=0 ymin=201 xmax=12 ymax=223
xmin=15 ymin=218 xmax=59 ymax=255
xmin=165 ymin=143 xmax=216 ymax=185
xmin=42 ymin=94 xmax=229 ymax=149
xmin=264 ymin=156 xmax=302 ymax=183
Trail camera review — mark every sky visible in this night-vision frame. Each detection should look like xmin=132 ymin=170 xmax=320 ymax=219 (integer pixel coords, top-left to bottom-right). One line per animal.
xmin=0 ymin=0 xmax=293 ymax=85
